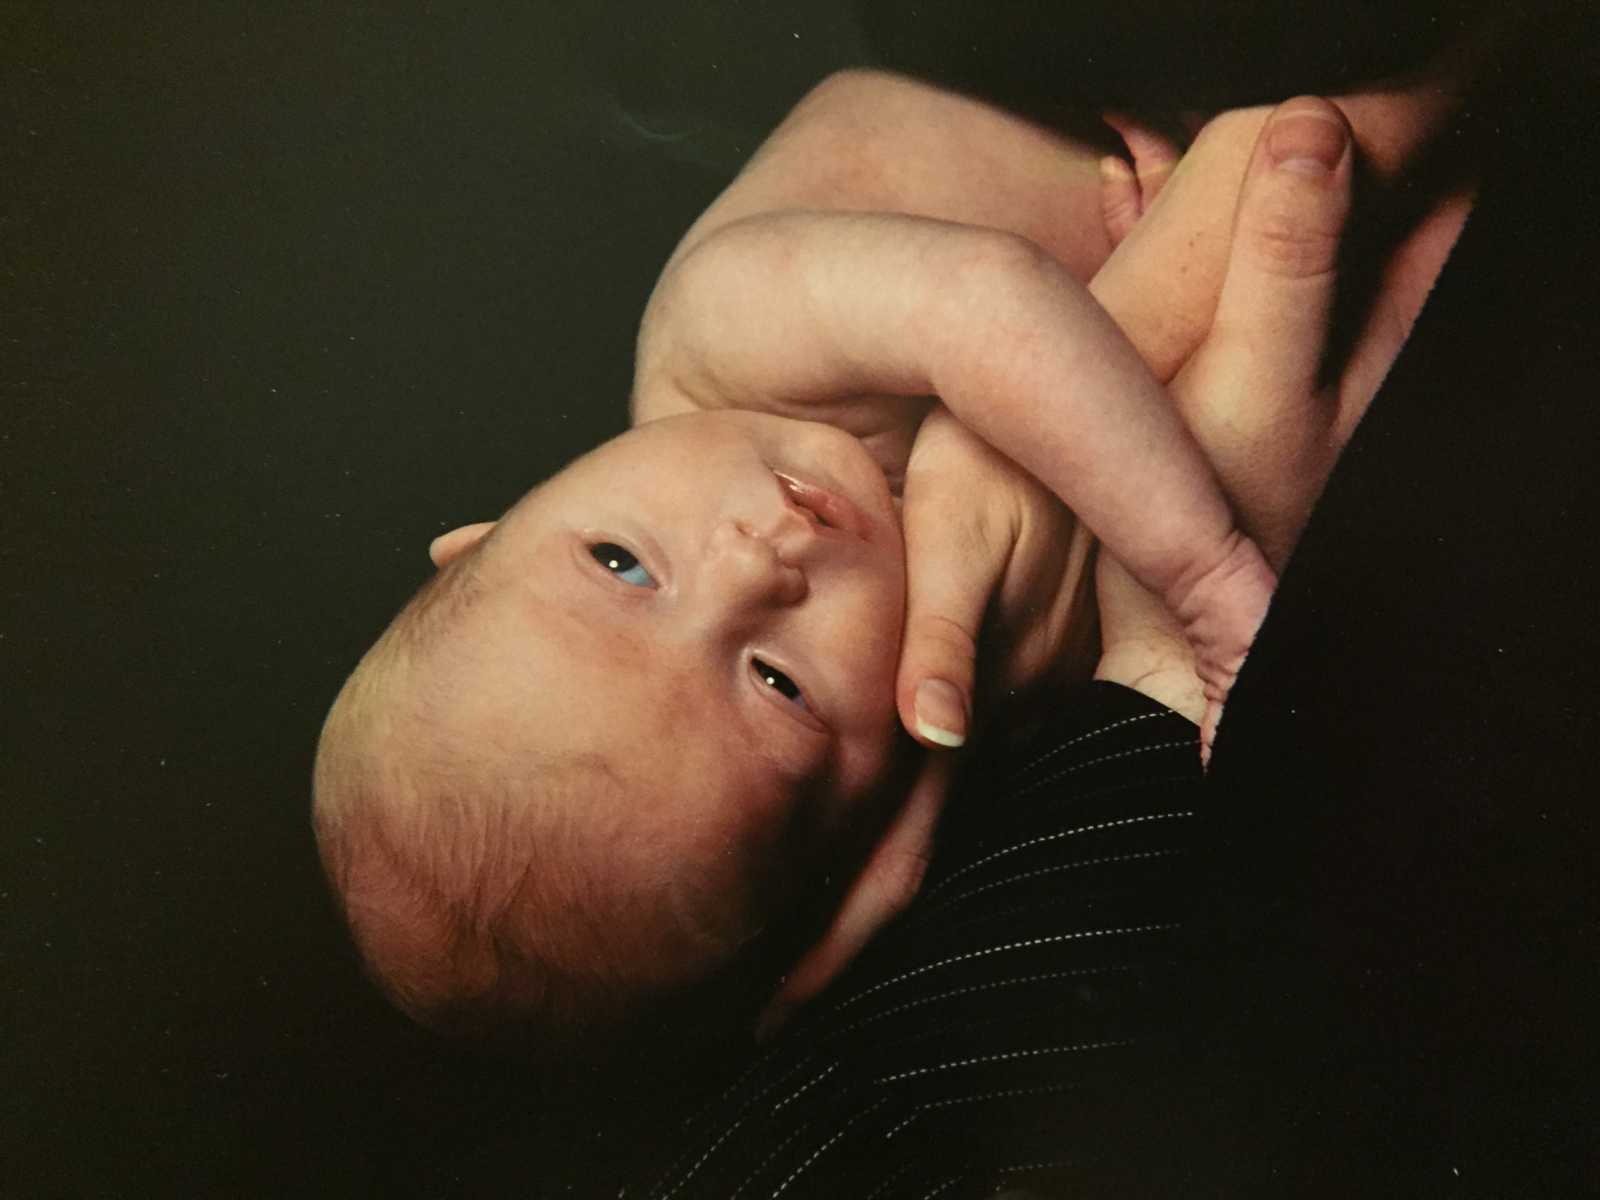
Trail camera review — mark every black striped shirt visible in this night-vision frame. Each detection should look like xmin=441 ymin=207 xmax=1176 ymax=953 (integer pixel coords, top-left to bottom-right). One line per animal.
xmin=640 ymin=683 xmax=1200 ymax=1199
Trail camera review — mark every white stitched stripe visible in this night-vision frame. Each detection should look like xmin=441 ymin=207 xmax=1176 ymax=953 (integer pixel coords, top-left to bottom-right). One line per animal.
xmin=657 ymin=1111 xmax=752 ymax=1200
xmin=1006 ymin=710 xmax=1172 ymax=781
xmin=924 ymin=811 xmax=1192 ymax=901
xmin=1013 ymin=739 xmax=1197 ymax=800
xmin=769 ymin=1099 xmax=885 ymax=1198
xmin=656 ymin=713 xmax=1196 ymax=1199
xmin=919 ymin=1177 xmax=960 ymax=1200
xmin=863 ymin=1161 xmax=917 ymax=1200
xmin=922 ymin=771 xmax=1194 ymax=897
xmin=771 ymin=1063 xmax=835 ymax=1115
xmin=731 ymin=1120 xmax=811 ymax=1200
xmin=918 ymin=847 xmax=1183 ymax=922
xmin=995 ymin=1159 xmax=1073 ymax=1175
xmin=654 ymin=1052 xmax=818 ymax=1200
xmin=830 ymin=923 xmax=1178 ymax=1014
xmin=874 ymin=1038 xmax=1133 ymax=1085
xmin=887 ymin=1081 xmax=1083 ymax=1138
xmin=936 ymin=1080 xmax=1081 ymax=1116
xmin=885 ymin=1111 xmax=920 ymax=1141
xmin=825 ymin=964 xmax=1138 ymax=1041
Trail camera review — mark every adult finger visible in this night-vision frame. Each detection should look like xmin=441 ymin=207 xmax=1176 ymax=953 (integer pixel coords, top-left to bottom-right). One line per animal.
xmin=894 ymin=409 xmax=1016 ymax=748
xmin=755 ymin=753 xmax=951 ymax=1038
xmin=1175 ymin=96 xmax=1354 ymax=566
xmin=1201 ymin=96 xmax=1352 ymax=405
xmin=1088 ymin=107 xmax=1269 ymax=384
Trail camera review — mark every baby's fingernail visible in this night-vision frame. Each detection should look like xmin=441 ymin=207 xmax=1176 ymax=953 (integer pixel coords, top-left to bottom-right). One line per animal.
xmin=914 ymin=679 xmax=967 ymax=748
xmin=1099 ymin=154 xmax=1134 ymax=182
xmin=1267 ymin=108 xmax=1346 ymax=177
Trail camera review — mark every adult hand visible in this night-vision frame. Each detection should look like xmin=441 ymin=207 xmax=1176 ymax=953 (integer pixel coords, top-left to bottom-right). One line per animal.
xmin=1096 ymin=97 xmax=1355 ymax=727
xmin=883 ymin=106 xmax=1284 ymax=756
xmin=757 ymin=405 xmax=1095 ymax=1035
xmin=895 ymin=405 xmax=1099 ymax=749
xmin=883 ymin=99 xmax=1350 ymax=765
xmin=760 ymin=96 xmax=1357 ymax=1030
xmin=1170 ymin=96 xmax=1353 ymax=569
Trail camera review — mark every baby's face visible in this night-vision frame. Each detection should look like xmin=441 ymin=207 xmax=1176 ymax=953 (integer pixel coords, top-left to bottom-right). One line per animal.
xmin=451 ymin=410 xmax=908 ymax=912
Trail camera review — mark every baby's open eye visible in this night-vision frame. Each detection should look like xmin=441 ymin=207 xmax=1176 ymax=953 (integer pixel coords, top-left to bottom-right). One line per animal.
xmin=752 ymin=657 xmax=807 ymax=710
xmin=589 ymin=542 xmax=655 ymax=588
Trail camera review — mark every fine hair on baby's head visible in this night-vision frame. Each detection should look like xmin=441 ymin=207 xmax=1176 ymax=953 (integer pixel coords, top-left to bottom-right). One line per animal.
xmin=313 ymin=411 xmax=909 ymax=1056
xmin=314 ymin=535 xmax=791 ymax=1056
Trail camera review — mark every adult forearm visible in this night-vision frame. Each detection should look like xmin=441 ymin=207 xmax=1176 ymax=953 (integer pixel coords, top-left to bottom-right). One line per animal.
xmin=664 ymin=69 xmax=1113 ymax=279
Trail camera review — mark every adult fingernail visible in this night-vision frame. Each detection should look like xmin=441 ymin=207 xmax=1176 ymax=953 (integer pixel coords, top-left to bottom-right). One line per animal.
xmin=914 ymin=679 xmax=967 ymax=748
xmin=1267 ymin=110 xmax=1346 ymax=177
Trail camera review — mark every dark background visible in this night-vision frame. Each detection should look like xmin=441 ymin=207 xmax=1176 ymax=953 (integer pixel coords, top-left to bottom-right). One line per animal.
xmin=6 ymin=5 xmax=873 ymax=1195
xmin=2 ymin=1 xmax=1505 ymax=1195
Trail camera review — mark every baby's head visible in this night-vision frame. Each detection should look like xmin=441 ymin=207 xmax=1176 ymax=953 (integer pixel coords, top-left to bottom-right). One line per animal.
xmin=314 ymin=410 xmax=908 ymax=1056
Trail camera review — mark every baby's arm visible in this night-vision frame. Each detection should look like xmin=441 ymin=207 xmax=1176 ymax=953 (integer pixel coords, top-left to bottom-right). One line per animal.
xmin=638 ymin=70 xmax=1255 ymax=429
xmin=640 ymin=210 xmax=1272 ymax=731
xmin=634 ymin=69 xmax=1134 ymax=497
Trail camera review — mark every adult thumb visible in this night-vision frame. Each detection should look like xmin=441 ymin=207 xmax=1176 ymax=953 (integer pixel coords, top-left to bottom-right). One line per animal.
xmin=1208 ymin=96 xmax=1352 ymax=381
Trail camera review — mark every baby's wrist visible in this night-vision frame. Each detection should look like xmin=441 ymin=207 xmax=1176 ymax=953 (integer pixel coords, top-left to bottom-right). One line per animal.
xmin=1170 ymin=533 xmax=1276 ymax=704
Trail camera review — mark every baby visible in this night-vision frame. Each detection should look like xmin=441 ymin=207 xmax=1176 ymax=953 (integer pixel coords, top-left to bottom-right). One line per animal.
xmin=312 ymin=73 xmax=1265 ymax=1055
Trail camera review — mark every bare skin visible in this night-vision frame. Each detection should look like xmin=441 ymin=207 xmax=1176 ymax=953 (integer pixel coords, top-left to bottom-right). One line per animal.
xmin=425 ymin=68 xmax=1477 ymax=1032
xmin=623 ymin=70 xmax=1477 ymax=1029
xmin=431 ymin=409 xmax=911 ymax=848
xmin=636 ymin=208 xmax=1275 ymax=750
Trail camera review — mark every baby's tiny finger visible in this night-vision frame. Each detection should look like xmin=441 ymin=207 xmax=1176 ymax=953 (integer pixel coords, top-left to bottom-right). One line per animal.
xmin=1099 ymin=155 xmax=1141 ymax=247
xmin=1103 ymin=111 xmax=1181 ymax=210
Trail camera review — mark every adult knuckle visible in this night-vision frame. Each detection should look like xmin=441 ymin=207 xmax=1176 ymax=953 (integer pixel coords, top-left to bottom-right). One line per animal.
xmin=907 ymin=479 xmax=1000 ymax=552
xmin=902 ymin=482 xmax=971 ymax=547
xmin=1190 ymin=105 xmax=1272 ymax=156
xmin=1242 ymin=203 xmax=1341 ymax=279
xmin=911 ymin=611 xmax=980 ymax=667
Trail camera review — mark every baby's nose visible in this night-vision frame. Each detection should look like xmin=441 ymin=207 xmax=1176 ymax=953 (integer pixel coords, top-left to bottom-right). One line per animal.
xmin=707 ymin=518 xmax=809 ymax=608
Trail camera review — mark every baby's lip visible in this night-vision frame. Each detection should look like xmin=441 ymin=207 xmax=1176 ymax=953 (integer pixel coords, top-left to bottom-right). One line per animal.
xmin=772 ymin=471 xmax=873 ymax=542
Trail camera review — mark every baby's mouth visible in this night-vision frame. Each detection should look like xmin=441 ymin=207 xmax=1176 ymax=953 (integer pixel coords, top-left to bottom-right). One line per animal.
xmin=773 ymin=471 xmax=873 ymax=541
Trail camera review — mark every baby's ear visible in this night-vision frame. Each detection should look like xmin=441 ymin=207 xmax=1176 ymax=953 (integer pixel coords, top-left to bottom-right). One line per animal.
xmin=428 ymin=522 xmax=496 ymax=568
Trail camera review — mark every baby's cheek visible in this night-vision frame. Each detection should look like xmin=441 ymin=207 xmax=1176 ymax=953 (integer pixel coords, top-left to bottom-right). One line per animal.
xmin=834 ymin=704 xmax=904 ymax=816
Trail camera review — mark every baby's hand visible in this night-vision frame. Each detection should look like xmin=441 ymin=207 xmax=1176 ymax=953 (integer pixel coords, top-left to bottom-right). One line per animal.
xmin=1095 ymin=98 xmax=1357 ymax=760
xmin=1169 ymin=533 xmax=1276 ymax=761
xmin=1098 ymin=112 xmax=1183 ymax=246
xmin=1092 ymin=106 xmax=1277 ymax=385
